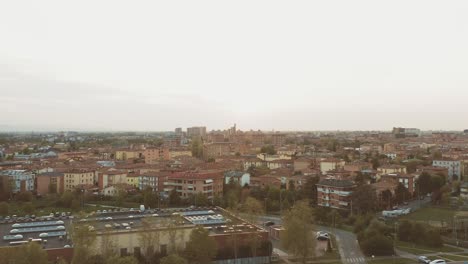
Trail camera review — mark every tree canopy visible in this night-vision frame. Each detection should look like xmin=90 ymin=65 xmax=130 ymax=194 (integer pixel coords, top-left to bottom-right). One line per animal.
xmin=282 ymin=200 xmax=315 ymax=264
xmin=184 ymin=226 xmax=218 ymax=264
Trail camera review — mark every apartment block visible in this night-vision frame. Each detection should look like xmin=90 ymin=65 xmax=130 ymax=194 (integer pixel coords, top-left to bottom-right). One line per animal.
xmin=433 ymin=159 xmax=462 ymax=181
xmin=316 ymin=179 xmax=356 ymax=210
xmin=63 ymin=169 xmax=96 ymax=192
xmin=144 ymin=147 xmax=170 ymax=164
xmin=163 ymin=170 xmax=224 ymax=199
xmin=0 ymin=170 xmax=35 ymax=193
xmin=36 ymin=172 xmax=64 ymax=195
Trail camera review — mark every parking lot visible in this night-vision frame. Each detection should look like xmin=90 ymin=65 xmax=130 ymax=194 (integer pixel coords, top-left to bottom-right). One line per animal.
xmin=0 ymin=214 xmax=72 ymax=249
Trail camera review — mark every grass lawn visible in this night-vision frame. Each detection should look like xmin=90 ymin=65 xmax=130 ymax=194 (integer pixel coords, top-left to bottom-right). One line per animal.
xmin=435 ymin=254 xmax=468 ymax=262
xmin=396 ymin=240 xmax=460 ymax=255
xmin=400 ymin=207 xmax=456 ymax=222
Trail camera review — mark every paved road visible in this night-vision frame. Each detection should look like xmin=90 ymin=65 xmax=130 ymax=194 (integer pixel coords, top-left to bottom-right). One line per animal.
xmin=258 ymin=215 xmax=367 ymax=264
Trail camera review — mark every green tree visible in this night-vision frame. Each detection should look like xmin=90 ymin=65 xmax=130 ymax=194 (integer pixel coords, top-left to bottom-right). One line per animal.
xmin=381 ymin=189 xmax=393 ymax=209
xmin=71 ymin=220 xmax=97 ymax=264
xmin=0 ymin=202 xmax=8 ymax=216
xmin=431 ymin=175 xmax=446 ymax=192
xmin=260 ymin=145 xmax=276 ymax=155
xmin=59 ymin=191 xmax=74 ymax=208
xmin=16 ymin=191 xmax=33 ymax=202
xmin=416 ymin=172 xmax=432 ymax=195
xmin=351 ymin=184 xmax=377 ymax=214
xmin=241 ymin=197 xmax=264 ymax=257
xmin=395 ymin=183 xmax=410 ymax=204
xmin=13 ymin=242 xmax=49 ymax=264
xmin=360 ymin=235 xmax=394 ymax=256
xmin=169 ymin=189 xmax=181 ymax=206
xmin=282 ymin=200 xmax=315 ymax=264
xmin=161 ymin=254 xmax=188 ymax=264
xmin=143 ymin=187 xmax=158 ymax=208
xmin=425 ymin=229 xmax=443 ymax=247
xmin=115 ymin=186 xmax=127 ymax=207
xmin=409 ymin=222 xmax=426 ymax=244
xmin=191 ymin=138 xmax=203 ymax=158
xmin=138 ymin=218 xmax=161 ymax=259
xmin=397 ymin=220 xmax=412 ymax=242
xmin=184 ymin=226 xmax=217 ymax=264
xmin=299 ymin=176 xmax=319 ymax=204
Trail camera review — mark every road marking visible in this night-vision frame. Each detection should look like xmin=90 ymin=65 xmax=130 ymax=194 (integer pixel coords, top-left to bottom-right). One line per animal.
xmin=347 ymin=257 xmax=366 ymax=263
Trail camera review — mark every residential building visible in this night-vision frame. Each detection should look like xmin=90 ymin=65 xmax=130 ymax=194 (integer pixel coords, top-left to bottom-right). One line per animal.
xmin=224 ymin=171 xmax=250 ymax=186
xmin=63 ymin=169 xmax=96 ymax=192
xmin=139 ymin=172 xmax=169 ymax=192
xmin=169 ymin=149 xmax=192 ymax=158
xmin=433 ymin=159 xmax=462 ymax=181
xmin=293 ymin=157 xmax=312 ymax=172
xmin=163 ymin=170 xmax=224 ymax=199
xmin=380 ymin=173 xmax=416 ymax=195
xmin=115 ymin=150 xmax=143 ymax=161
xmin=187 ymin=126 xmax=207 ymax=138
xmin=257 ymin=153 xmax=291 ymax=162
xmin=392 ymin=127 xmax=420 ymax=138
xmin=126 ymin=173 xmax=139 ymax=188
xmin=376 ymin=165 xmax=407 ymax=180
xmin=203 ymin=143 xmax=232 ymax=159
xmin=271 ymin=133 xmax=286 ymax=147
xmin=36 ymin=172 xmax=64 ymax=195
xmin=316 ymin=179 xmax=356 ymax=210
xmin=0 ymin=170 xmax=34 ymax=193
xmin=460 ymin=182 xmax=468 ymax=199
xmin=320 ymin=158 xmax=346 ymax=174
xmin=98 ymin=170 xmax=128 ymax=189
xmin=144 ymin=147 xmax=170 ymax=164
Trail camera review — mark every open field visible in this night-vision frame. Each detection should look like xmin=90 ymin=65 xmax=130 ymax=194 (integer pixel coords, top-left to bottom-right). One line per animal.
xmin=368 ymin=258 xmax=417 ymax=264
xmin=400 ymin=207 xmax=456 ymax=223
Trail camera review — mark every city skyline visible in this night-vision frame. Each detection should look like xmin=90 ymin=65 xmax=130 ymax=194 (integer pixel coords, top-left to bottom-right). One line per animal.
xmin=1 ymin=1 xmax=468 ymax=131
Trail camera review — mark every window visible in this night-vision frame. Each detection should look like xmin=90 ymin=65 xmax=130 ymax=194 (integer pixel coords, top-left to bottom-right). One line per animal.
xmin=120 ymin=248 xmax=128 ymax=257
xmin=160 ymin=245 xmax=167 ymax=256
xmin=134 ymin=247 xmax=141 ymax=258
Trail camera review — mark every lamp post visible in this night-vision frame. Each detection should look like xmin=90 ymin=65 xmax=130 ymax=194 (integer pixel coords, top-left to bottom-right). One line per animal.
xmin=393 ymin=222 xmax=398 ymax=264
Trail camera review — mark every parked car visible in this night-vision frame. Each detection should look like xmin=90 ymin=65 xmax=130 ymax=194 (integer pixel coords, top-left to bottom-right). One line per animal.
xmin=316 ymin=231 xmax=330 ymax=240
xmin=418 ymin=256 xmax=430 ymax=264
xmin=429 ymin=260 xmax=446 ymax=264
xmin=263 ymin=221 xmax=275 ymax=227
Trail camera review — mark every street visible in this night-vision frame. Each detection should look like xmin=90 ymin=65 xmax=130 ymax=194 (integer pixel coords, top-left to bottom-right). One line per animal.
xmin=258 ymin=215 xmax=367 ymax=263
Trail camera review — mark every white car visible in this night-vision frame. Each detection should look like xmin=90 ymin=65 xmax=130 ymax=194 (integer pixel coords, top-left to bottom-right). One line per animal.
xmin=418 ymin=256 xmax=430 ymax=263
xmin=39 ymin=233 xmax=49 ymax=238
xmin=429 ymin=260 xmax=446 ymax=264
xmin=316 ymin=231 xmax=330 ymax=240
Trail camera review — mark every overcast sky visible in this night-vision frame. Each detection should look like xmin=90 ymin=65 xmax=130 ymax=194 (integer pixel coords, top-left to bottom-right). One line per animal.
xmin=1 ymin=1 xmax=467 ymax=132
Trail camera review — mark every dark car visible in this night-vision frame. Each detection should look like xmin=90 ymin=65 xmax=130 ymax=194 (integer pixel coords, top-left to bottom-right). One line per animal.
xmin=263 ymin=221 xmax=275 ymax=227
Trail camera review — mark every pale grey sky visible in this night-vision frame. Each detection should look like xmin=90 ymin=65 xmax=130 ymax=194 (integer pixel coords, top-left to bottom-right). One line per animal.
xmin=1 ymin=1 xmax=467 ymax=131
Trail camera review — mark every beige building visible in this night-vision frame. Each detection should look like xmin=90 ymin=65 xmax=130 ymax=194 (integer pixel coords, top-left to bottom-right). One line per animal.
xmin=144 ymin=147 xmax=170 ymax=164
xmin=64 ymin=169 xmax=96 ymax=191
xmin=115 ymin=150 xmax=143 ymax=161
xmin=98 ymin=170 xmax=128 ymax=189
xmin=376 ymin=165 xmax=407 ymax=180
xmin=169 ymin=149 xmax=192 ymax=159
xmin=320 ymin=158 xmax=346 ymax=174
